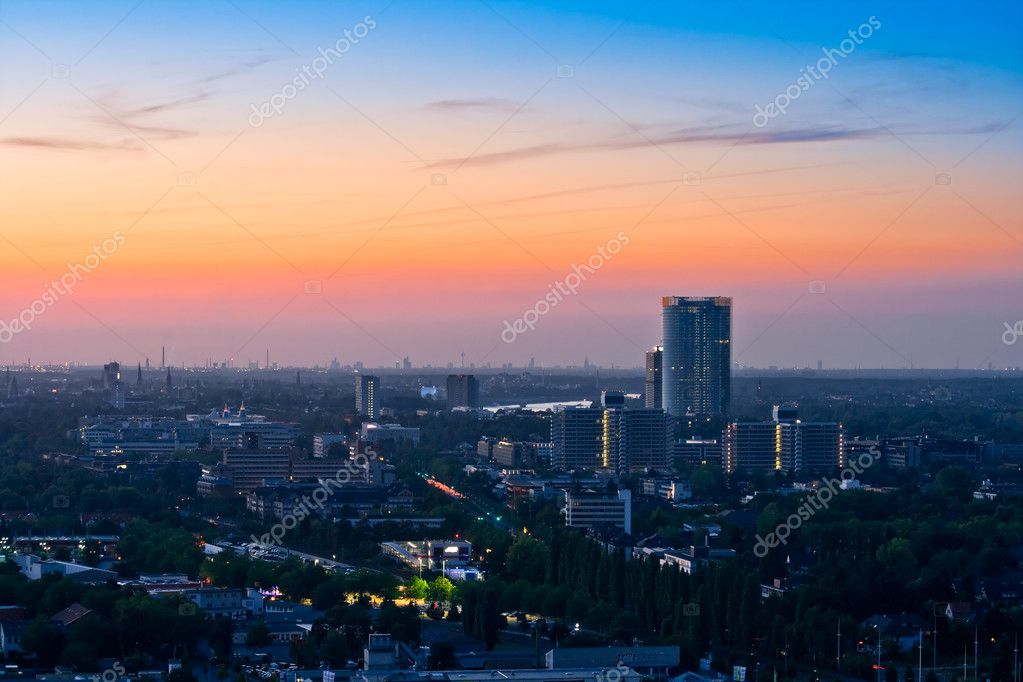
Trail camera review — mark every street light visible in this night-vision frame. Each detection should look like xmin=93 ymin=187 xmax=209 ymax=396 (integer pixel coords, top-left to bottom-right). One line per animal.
xmin=932 ymin=601 xmax=950 ymax=671
xmin=873 ymin=625 xmax=882 ymax=682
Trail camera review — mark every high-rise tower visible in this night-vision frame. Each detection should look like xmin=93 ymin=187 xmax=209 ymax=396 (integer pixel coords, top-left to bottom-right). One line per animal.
xmin=645 ymin=345 xmax=663 ymax=409
xmin=661 ymin=296 xmax=731 ymax=417
xmin=355 ymin=374 xmax=380 ymax=419
xmin=446 ymin=374 xmax=480 ymax=409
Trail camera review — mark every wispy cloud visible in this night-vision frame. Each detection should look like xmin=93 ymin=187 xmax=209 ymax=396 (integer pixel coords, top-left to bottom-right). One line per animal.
xmin=1 ymin=136 xmax=142 ymax=152
xmin=425 ymin=97 xmax=519 ymax=113
xmin=428 ymin=124 xmax=884 ymax=168
xmin=86 ymin=89 xmax=210 ymax=141
xmin=118 ymin=91 xmax=210 ymax=118
xmin=197 ymin=54 xmax=278 ymax=85
xmin=8 ymin=56 xmax=272 ymax=155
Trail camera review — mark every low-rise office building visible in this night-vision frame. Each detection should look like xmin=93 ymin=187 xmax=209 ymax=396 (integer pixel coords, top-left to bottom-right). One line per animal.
xmin=562 ymin=489 xmax=632 ymax=535
xmin=361 ymin=423 xmax=421 ymax=446
xmin=380 ymin=539 xmax=472 ymax=570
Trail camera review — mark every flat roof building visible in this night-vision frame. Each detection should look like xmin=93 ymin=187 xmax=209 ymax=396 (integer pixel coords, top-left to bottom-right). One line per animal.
xmin=553 ymin=404 xmax=670 ymax=473
xmin=724 ymin=407 xmax=843 ymax=474
xmin=563 ymin=489 xmax=632 ymax=535
xmin=446 ymin=374 xmax=480 ymax=409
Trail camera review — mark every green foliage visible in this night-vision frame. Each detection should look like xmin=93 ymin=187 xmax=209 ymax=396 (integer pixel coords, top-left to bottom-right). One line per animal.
xmin=505 ymin=536 xmax=549 ymax=583
xmin=430 ymin=640 xmax=457 ymax=669
xmin=459 ymin=581 xmax=505 ymax=650
xmin=405 ymin=575 xmax=429 ymax=600
xmin=199 ymin=553 xmax=337 ymax=600
xmin=119 ymin=520 xmax=205 ymax=576
xmin=429 ymin=576 xmax=454 ymax=602
xmin=246 ymin=620 xmax=272 ymax=646
xmin=0 ymin=566 xmax=214 ymax=671
xmin=377 ymin=599 xmax=422 ymax=644
xmin=22 ymin=617 xmax=63 ymax=666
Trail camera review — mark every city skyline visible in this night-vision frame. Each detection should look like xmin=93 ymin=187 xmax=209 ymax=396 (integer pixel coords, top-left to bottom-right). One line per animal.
xmin=1 ymin=1 xmax=1021 ymax=369
xmin=3 ymin=4 xmax=1023 ymax=677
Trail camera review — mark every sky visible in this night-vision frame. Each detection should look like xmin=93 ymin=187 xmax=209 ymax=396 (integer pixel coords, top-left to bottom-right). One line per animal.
xmin=1 ymin=0 xmax=1022 ymax=369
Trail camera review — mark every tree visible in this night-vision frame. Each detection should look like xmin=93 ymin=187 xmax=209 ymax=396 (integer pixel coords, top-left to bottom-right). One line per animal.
xmin=505 ymin=537 xmax=549 ymax=583
xmin=565 ymin=590 xmax=591 ymax=625
xmin=691 ymin=464 xmax=725 ymax=498
xmin=877 ymin=538 xmax=917 ymax=574
xmin=21 ymin=618 xmax=63 ymax=666
xmin=320 ymin=630 xmax=350 ymax=666
xmin=462 ymin=586 xmax=478 ymax=637
xmin=430 ymin=576 xmax=455 ymax=603
xmin=60 ymin=641 xmax=100 ymax=670
xmin=405 ymin=576 xmax=429 ymax=600
xmin=377 ymin=601 xmax=422 ymax=644
xmin=481 ymin=587 xmax=501 ymax=650
xmin=245 ymin=621 xmax=272 ymax=647
xmin=431 ymin=640 xmax=458 ymax=669
xmin=548 ymin=620 xmax=570 ymax=645
xmin=611 ymin=611 xmax=640 ymax=643
xmin=207 ymin=614 xmax=235 ymax=660
xmin=312 ymin=576 xmax=348 ymax=610
xmin=933 ymin=467 xmax=977 ymax=500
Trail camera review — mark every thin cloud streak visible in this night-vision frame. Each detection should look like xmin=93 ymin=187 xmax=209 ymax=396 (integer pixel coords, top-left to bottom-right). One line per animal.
xmin=425 ymin=97 xmax=519 ymax=113
xmin=0 ymin=136 xmax=143 ymax=152
xmin=429 ymin=125 xmax=886 ymax=168
xmin=428 ymin=120 xmax=1011 ymax=169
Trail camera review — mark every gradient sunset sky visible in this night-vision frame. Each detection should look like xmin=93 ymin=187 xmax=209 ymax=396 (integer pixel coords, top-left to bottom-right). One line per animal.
xmin=1 ymin=0 xmax=1021 ymax=368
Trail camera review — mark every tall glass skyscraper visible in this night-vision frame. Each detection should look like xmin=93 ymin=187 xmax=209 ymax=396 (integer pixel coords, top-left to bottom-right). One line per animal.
xmin=661 ymin=296 xmax=732 ymax=416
